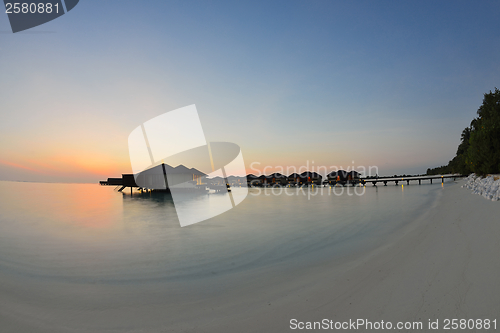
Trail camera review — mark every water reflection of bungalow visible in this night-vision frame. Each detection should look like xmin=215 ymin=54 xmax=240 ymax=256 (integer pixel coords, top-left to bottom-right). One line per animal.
xmin=326 ymin=170 xmax=361 ymax=184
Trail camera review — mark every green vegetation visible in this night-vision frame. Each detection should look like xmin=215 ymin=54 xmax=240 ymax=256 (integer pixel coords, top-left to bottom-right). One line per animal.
xmin=427 ymin=88 xmax=500 ymax=176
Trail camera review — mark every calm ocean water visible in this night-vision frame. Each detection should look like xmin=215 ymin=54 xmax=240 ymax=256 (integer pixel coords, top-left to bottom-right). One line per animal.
xmin=0 ymin=180 xmax=453 ymax=331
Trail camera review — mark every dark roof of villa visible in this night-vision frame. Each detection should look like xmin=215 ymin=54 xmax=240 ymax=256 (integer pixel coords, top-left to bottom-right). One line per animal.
xmin=327 ymin=170 xmax=361 ymax=177
xmin=300 ymin=171 xmax=322 ymax=178
xmin=172 ymin=165 xmax=192 ymax=173
xmin=189 ymin=167 xmax=206 ymax=176
xmin=267 ymin=173 xmax=286 ymax=178
xmin=144 ymin=163 xmax=207 ymax=176
xmin=227 ymin=175 xmax=246 ymax=180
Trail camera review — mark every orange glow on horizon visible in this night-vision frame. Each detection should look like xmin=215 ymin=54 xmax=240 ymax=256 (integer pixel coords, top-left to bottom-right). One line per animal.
xmin=0 ymin=159 xmax=41 ymax=172
xmin=1 ymin=154 xmax=131 ymax=180
xmin=52 ymin=155 xmax=130 ymax=177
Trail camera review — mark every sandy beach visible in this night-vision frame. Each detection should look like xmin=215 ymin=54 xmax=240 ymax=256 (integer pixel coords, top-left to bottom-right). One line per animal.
xmin=171 ymin=179 xmax=500 ymax=332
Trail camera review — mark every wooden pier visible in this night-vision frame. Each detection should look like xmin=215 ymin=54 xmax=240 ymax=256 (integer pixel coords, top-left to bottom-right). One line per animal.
xmin=100 ymin=174 xmax=231 ymax=194
xmin=360 ymin=174 xmax=464 ymax=186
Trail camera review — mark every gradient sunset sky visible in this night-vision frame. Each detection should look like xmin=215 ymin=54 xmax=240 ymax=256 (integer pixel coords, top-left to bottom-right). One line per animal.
xmin=1 ymin=0 xmax=499 ymax=183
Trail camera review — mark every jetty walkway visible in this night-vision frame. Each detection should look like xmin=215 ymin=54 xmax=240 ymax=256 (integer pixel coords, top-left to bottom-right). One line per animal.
xmin=360 ymin=174 xmax=464 ymax=186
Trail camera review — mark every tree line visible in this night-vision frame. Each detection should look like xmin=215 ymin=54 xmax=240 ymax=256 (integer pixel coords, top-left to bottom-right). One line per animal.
xmin=427 ymin=88 xmax=500 ymax=176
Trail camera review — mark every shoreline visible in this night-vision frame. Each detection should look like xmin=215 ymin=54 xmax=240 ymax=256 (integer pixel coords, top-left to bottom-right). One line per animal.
xmin=1 ymin=180 xmax=499 ymax=332
xmin=186 ymin=179 xmax=500 ymax=332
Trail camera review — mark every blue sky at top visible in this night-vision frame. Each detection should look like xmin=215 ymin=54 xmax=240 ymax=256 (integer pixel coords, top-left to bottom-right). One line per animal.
xmin=0 ymin=0 xmax=499 ymax=181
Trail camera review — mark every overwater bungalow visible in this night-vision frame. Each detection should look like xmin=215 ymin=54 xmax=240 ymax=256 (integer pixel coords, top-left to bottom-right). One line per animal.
xmin=287 ymin=173 xmax=301 ymax=185
xmin=227 ymin=176 xmax=247 ymax=186
xmin=266 ymin=173 xmax=287 ymax=186
xmin=326 ymin=170 xmax=361 ymax=185
xmin=246 ymin=174 xmax=261 ymax=186
xmin=208 ymin=176 xmax=226 ymax=186
xmin=300 ymin=171 xmax=322 ymax=185
xmin=258 ymin=175 xmax=268 ymax=185
xmin=99 ymin=163 xmax=207 ymax=191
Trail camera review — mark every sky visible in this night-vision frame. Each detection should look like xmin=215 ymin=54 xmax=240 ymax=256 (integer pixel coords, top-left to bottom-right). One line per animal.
xmin=1 ymin=0 xmax=499 ymax=182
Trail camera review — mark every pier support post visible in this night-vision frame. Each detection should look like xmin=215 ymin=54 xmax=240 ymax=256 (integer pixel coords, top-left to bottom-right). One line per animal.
xmin=419 ymin=179 xmax=421 ymax=185
xmin=442 ymin=177 xmax=444 ymax=183
xmin=407 ymin=180 xmax=410 ymax=185
xmin=383 ymin=181 xmax=387 ymax=186
xmin=395 ymin=181 xmax=398 ymax=186
xmin=430 ymin=179 xmax=433 ymax=184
